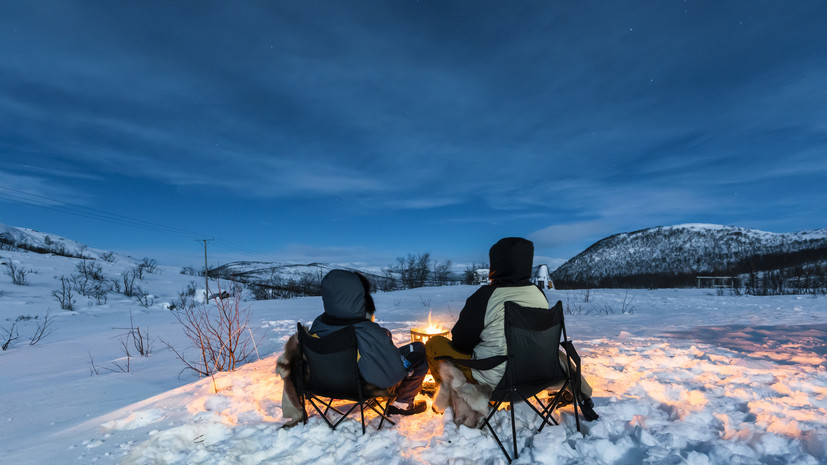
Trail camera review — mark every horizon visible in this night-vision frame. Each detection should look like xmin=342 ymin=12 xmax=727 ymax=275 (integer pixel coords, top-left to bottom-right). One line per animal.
xmin=2 ymin=1 xmax=826 ymax=269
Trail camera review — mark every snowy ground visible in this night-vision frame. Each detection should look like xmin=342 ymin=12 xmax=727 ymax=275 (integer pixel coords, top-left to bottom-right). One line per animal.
xmin=2 ymin=247 xmax=826 ymax=464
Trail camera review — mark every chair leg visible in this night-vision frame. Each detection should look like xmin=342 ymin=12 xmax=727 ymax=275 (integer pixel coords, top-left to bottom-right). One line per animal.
xmin=321 ymin=397 xmax=338 ymax=416
xmin=373 ymin=397 xmax=397 ymax=430
xmin=307 ymin=396 xmax=335 ymax=429
xmin=480 ymin=390 xmax=514 ymax=463
xmin=538 ymin=381 xmax=570 ymax=432
xmin=301 ymin=393 xmax=308 ymax=425
xmin=571 ymin=385 xmax=582 ymax=434
xmin=525 ymin=393 xmax=556 ymax=429
xmin=308 ymin=395 xmax=360 ymax=430
xmin=482 ymin=414 xmax=512 ymax=463
xmin=331 ymin=403 xmax=359 ymax=430
xmin=360 ymin=401 xmax=366 ymax=435
xmin=510 ymin=400 xmax=518 ymax=461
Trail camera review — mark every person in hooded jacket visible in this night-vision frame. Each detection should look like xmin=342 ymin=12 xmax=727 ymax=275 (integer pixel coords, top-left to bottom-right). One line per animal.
xmin=310 ymin=269 xmax=429 ymax=415
xmin=425 ymin=237 xmax=593 ymax=401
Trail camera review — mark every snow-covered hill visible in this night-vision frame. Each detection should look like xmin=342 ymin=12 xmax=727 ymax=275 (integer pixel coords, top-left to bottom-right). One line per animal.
xmin=0 ymin=222 xmax=111 ymax=259
xmin=552 ymin=224 xmax=827 ymax=288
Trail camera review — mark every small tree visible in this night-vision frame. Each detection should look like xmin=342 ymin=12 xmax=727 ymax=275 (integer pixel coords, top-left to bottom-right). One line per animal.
xmin=463 ymin=263 xmax=488 ymax=285
xmin=392 ymin=253 xmax=431 ymax=289
xmin=164 ymin=282 xmax=254 ymax=381
xmin=431 ymin=259 xmax=453 ymax=286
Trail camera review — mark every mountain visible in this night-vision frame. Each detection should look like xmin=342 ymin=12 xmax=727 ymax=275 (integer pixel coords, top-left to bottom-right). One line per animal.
xmin=551 ymin=224 xmax=827 ymax=288
xmin=0 ymin=222 xmax=110 ymax=259
xmin=207 ymin=261 xmax=389 ymax=299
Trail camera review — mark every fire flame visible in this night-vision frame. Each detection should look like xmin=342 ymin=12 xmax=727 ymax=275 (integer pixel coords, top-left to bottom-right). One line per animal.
xmin=422 ymin=311 xmax=446 ymax=335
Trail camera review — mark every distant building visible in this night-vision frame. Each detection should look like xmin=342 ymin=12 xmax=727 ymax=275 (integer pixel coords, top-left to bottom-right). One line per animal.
xmin=532 ymin=264 xmax=553 ymax=289
xmin=475 ymin=268 xmax=489 ymax=285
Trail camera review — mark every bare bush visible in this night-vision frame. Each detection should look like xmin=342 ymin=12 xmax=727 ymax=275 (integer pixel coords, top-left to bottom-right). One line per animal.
xmin=591 ymin=302 xmax=615 ymax=316
xmin=122 ymin=269 xmax=138 ymax=297
xmin=77 ymin=260 xmax=104 ymax=281
xmin=135 ymin=288 xmax=154 ymax=308
xmin=171 ymin=281 xmax=198 ymax=310
xmin=112 ymin=339 xmax=131 ymax=373
xmin=117 ymin=311 xmax=153 ymax=357
xmin=2 ymin=321 xmax=20 ymax=350
xmin=76 ymin=245 xmax=91 ymax=260
xmin=88 ymin=352 xmax=101 ymax=376
xmin=164 ymin=282 xmax=254 ymax=378
xmin=138 ymin=257 xmax=158 ymax=276
xmin=88 ymin=311 xmax=146 ymax=375
xmin=88 ymin=282 xmax=110 ymax=305
xmin=5 ymin=261 xmax=32 ymax=286
xmin=181 ymin=266 xmax=197 ymax=276
xmin=29 ymin=309 xmax=56 ymax=345
xmin=53 ymin=276 xmax=76 ymax=311
xmin=564 ymin=296 xmax=583 ymax=316
xmin=620 ymin=291 xmax=636 ymax=314
xmin=100 ymin=251 xmax=117 ymax=263
xmin=72 ymin=260 xmax=110 ymax=305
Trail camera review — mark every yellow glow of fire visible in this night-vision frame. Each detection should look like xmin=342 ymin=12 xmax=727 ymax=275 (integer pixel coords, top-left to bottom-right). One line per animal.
xmin=420 ymin=311 xmax=446 ymax=335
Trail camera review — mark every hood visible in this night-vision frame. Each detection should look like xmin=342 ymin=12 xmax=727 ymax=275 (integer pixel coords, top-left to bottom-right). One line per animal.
xmin=488 ymin=237 xmax=534 ymax=285
xmin=320 ymin=269 xmax=367 ymax=320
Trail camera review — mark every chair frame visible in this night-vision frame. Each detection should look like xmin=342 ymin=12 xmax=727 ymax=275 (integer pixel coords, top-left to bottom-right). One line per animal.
xmin=445 ymin=301 xmax=587 ymax=462
xmin=295 ymin=323 xmax=397 ymax=434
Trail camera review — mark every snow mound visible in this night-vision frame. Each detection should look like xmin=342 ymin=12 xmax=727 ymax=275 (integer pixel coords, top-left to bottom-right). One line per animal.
xmin=113 ymin=336 xmax=827 ymax=465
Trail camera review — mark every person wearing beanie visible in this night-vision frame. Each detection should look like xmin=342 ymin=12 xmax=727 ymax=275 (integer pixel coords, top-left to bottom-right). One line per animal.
xmin=310 ymin=269 xmax=428 ymax=415
xmin=425 ymin=237 xmax=594 ymax=422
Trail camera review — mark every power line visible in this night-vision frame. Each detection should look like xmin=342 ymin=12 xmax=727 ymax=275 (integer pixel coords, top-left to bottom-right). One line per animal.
xmin=0 ymin=184 xmax=278 ymax=263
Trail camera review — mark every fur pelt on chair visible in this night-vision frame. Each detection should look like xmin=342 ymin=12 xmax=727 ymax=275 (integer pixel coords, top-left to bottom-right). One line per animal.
xmin=276 ymin=333 xmax=305 ymax=427
xmin=432 ymin=361 xmax=493 ymax=428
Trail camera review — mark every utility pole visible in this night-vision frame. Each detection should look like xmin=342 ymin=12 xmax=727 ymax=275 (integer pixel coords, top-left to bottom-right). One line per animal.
xmin=197 ymin=238 xmax=214 ymax=299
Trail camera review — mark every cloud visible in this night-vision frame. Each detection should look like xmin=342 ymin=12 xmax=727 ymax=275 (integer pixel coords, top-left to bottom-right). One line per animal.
xmin=0 ymin=170 xmax=90 ymax=207
xmin=528 ymin=221 xmax=616 ymax=249
xmin=1 ymin=0 xmax=825 ymax=251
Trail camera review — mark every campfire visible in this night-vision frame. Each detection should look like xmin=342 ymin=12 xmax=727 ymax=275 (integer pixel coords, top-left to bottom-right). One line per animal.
xmin=410 ymin=312 xmax=450 ymax=395
xmin=410 ymin=311 xmax=449 ymax=344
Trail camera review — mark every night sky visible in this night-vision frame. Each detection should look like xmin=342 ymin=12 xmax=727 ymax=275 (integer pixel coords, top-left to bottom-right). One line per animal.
xmin=1 ymin=1 xmax=825 ymax=269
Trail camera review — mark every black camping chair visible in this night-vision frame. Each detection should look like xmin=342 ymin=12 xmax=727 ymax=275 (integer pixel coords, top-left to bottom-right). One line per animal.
xmin=439 ymin=301 xmax=595 ymax=462
xmin=294 ymin=323 xmax=397 ymax=434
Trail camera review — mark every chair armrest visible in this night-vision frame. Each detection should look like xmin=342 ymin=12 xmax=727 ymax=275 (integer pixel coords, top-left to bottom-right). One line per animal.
xmin=435 ymin=355 xmax=508 ymax=371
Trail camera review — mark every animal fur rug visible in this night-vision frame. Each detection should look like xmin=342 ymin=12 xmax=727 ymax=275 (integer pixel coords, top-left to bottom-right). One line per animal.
xmin=276 ymin=333 xmax=305 ymax=427
xmin=432 ymin=361 xmax=493 ymax=428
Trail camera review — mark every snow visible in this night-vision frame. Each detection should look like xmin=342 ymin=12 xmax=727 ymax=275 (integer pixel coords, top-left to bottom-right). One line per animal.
xmin=2 ymin=242 xmax=827 ymax=464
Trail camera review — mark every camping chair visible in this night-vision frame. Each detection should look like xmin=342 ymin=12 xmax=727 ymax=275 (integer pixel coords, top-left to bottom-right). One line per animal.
xmin=440 ymin=301 xmax=594 ymax=462
xmin=294 ymin=323 xmax=397 ymax=434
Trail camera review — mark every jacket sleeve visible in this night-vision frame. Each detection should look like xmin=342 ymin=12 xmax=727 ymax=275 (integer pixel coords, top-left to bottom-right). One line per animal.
xmin=451 ymin=286 xmax=495 ymax=353
xmin=354 ymin=321 xmax=409 ymax=388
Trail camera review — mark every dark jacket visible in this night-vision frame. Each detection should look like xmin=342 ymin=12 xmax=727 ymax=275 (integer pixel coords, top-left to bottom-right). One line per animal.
xmin=451 ymin=237 xmax=548 ymax=387
xmin=310 ymin=270 xmax=408 ymax=389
